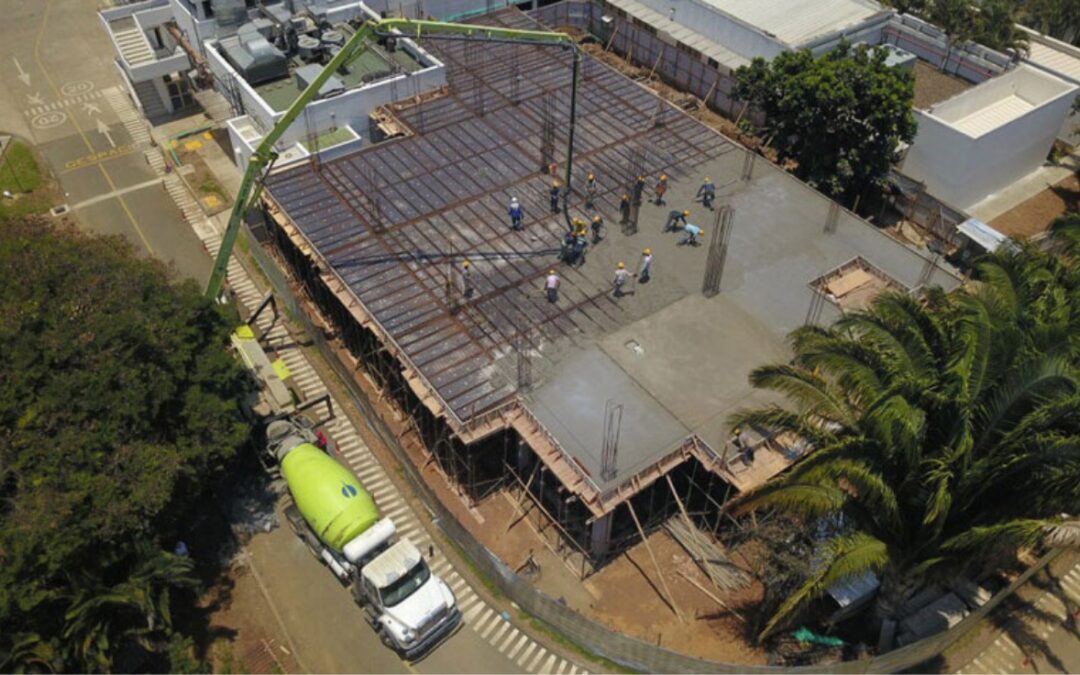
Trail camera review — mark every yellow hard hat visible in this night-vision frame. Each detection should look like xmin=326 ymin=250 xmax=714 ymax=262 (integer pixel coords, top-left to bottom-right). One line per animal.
xmin=553 ymin=179 xmax=561 ymax=187
xmin=549 ymin=269 xmax=556 ymax=275
xmin=592 ymin=215 xmax=602 ymax=222
xmin=618 ymin=261 xmax=625 ymax=269
xmin=637 ymin=175 xmax=644 ymax=181
xmin=683 ymin=210 xmax=690 ymax=216
xmin=463 ymin=260 xmax=471 ymax=268
xmin=643 ymin=248 xmax=652 ymax=255
xmin=660 ymin=174 xmax=668 ymax=181
xmin=588 ymin=172 xmax=595 ymax=180
xmin=574 ymin=217 xmax=585 ymax=225
xmin=622 ymin=193 xmax=629 ymax=199
xmin=704 ymin=177 xmax=712 ymax=183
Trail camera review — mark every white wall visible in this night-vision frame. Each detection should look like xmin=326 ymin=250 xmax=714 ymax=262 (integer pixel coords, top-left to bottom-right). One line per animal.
xmin=634 ymin=0 xmax=787 ymax=62
xmin=902 ymin=68 xmax=1078 ymax=208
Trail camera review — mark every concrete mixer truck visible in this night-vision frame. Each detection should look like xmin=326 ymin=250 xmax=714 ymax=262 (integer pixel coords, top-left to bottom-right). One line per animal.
xmin=266 ymin=417 xmax=462 ymax=658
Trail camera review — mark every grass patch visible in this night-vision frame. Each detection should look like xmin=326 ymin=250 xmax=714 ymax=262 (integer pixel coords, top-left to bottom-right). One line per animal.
xmin=0 ymin=142 xmax=43 ymax=194
xmin=0 ymin=141 xmax=53 ymax=221
xmin=199 ymin=175 xmax=227 ymax=200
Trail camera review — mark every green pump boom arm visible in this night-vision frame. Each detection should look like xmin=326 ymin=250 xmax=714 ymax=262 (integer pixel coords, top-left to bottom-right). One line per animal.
xmin=206 ymin=17 xmax=578 ymax=299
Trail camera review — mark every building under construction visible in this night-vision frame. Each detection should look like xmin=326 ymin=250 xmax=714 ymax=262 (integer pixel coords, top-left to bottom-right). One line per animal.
xmin=259 ymin=7 xmax=961 ymax=571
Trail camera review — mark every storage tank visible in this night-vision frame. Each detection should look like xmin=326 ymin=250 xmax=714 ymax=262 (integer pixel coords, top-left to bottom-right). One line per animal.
xmin=281 ymin=443 xmax=380 ymax=551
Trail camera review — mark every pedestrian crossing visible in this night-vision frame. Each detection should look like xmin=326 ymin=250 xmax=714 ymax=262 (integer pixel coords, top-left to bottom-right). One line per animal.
xmin=111 ymin=78 xmax=591 ymax=672
xmin=956 ymin=563 xmax=1080 ymax=674
xmin=24 ymin=89 xmax=105 ymax=118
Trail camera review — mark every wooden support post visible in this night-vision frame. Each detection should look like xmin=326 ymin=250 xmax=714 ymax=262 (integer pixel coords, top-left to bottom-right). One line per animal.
xmin=648 ymin=48 xmax=664 ymax=81
xmin=604 ymin=24 xmax=620 ymax=53
xmin=506 ymin=462 xmax=541 ymax=532
xmin=625 ymin=500 xmax=685 ymax=623
xmin=703 ymin=76 xmax=719 ymax=107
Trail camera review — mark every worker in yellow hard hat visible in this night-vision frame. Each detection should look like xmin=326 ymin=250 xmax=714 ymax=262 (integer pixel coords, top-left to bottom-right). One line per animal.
xmin=613 ymin=260 xmax=632 ymax=297
xmin=697 ymin=176 xmax=716 ymax=210
xmin=680 ymin=223 xmax=704 ymax=247
xmin=544 ymin=269 xmax=560 ymax=303
xmin=572 ymin=217 xmax=588 ymax=238
xmin=620 ymin=192 xmax=631 ymax=224
xmin=591 ymin=214 xmax=604 ymax=244
xmin=633 ymin=174 xmax=646 ymax=204
xmin=461 ymin=259 xmax=473 ymax=298
xmin=664 ymin=208 xmax=689 ymax=232
xmin=654 ymin=173 xmax=668 ymax=205
xmin=640 ymin=248 xmax=654 ymax=283
xmin=550 ymin=179 xmax=562 ymax=214
xmin=585 ymin=171 xmax=598 ymax=208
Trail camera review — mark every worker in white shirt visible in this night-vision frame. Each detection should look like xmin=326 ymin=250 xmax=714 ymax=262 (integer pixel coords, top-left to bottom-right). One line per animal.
xmin=544 ymin=269 xmax=560 ymax=303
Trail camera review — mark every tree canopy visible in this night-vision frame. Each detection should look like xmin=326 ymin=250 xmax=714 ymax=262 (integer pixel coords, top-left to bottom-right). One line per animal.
xmin=734 ymin=42 xmax=917 ymax=207
xmin=0 ymin=218 xmax=249 ymax=672
xmin=729 ymin=223 xmax=1080 ymax=642
xmin=883 ymin=0 xmax=1077 ymax=48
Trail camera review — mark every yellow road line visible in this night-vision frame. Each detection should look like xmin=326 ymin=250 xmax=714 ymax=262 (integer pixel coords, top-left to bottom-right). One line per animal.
xmin=35 ymin=0 xmax=155 ymax=255
xmin=61 ymin=144 xmax=136 ymax=172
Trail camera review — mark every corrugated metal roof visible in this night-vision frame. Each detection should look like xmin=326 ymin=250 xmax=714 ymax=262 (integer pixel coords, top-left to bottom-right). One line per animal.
xmin=950 ymin=94 xmax=1035 ymax=136
xmin=957 ymin=218 xmax=1008 ymax=252
xmin=604 ymin=0 xmax=751 ymax=70
xmin=700 ymin=0 xmax=887 ymax=47
xmin=1026 ymin=39 xmax=1080 ymax=84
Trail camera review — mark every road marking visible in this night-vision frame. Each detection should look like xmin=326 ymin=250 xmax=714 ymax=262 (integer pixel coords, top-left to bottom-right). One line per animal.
xmin=488 ymin=620 xmax=511 ymax=644
xmin=14 ymin=56 xmax=30 ymax=86
xmin=497 ymin=626 xmax=520 ymax=651
xmin=540 ymin=653 xmax=558 ymax=673
xmin=62 ymin=144 xmax=136 ymax=171
xmin=463 ymin=600 xmax=486 ymax=623
xmin=526 ymin=646 xmax=548 ymax=671
xmin=471 ymin=606 xmax=494 ymax=629
xmin=69 ymin=177 xmax=163 ymax=210
xmin=507 ymin=633 xmax=529 ymax=659
xmin=481 ymin=613 xmax=505 ymax=640
xmin=33 ymin=0 xmax=154 ymax=255
xmin=456 ymin=594 xmax=480 ymax=616
xmin=516 ymin=643 xmax=538 ymax=668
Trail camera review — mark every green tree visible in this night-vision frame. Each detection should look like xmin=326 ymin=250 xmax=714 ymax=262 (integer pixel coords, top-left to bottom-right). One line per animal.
xmin=930 ymin=0 xmax=980 ymax=71
xmin=976 ymin=0 xmax=1031 ymax=54
xmin=1021 ymin=0 xmax=1080 ymax=46
xmin=734 ymin=42 xmax=917 ymax=207
xmin=0 ymin=217 xmax=249 ymax=671
xmin=728 ymin=245 xmax=1080 ymax=641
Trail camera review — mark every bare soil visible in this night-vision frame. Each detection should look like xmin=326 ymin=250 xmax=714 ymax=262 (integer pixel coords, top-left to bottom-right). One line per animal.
xmin=991 ymin=173 xmax=1080 ymax=239
xmin=174 ymin=129 xmax=233 ymax=216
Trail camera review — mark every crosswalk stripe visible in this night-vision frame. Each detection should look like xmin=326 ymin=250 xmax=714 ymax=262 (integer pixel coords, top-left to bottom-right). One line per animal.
xmin=456 ymin=594 xmax=480 ymax=615
xmin=488 ymin=619 xmax=511 ymax=644
xmin=539 ymin=653 xmax=557 ymax=673
xmin=481 ymin=613 xmax=504 ymax=639
xmin=471 ymin=606 xmax=494 ymax=630
xmin=507 ymin=634 xmax=529 ymax=659
xmin=526 ymin=647 xmax=547 ymax=671
xmin=516 ymin=643 xmax=538 ymax=668
xmin=497 ymin=627 xmax=520 ymax=651
xmin=556 ymin=659 xmax=570 ymax=674
xmin=463 ymin=601 xmax=486 ymax=623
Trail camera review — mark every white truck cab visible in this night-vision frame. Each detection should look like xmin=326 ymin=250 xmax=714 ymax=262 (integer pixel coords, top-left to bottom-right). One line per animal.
xmin=355 ymin=539 xmax=462 ymax=658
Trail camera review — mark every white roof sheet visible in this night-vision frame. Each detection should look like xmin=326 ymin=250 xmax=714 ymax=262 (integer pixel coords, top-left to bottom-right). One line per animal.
xmin=950 ymin=94 xmax=1035 ymax=136
xmin=701 ymin=0 xmax=887 ymax=47
xmin=957 ymin=217 xmax=1007 ymax=252
xmin=605 ymin=0 xmax=750 ymax=69
xmin=1026 ymin=39 xmax=1080 ymax=84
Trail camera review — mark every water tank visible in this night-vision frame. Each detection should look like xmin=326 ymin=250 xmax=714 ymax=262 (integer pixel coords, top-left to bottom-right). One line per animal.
xmin=211 ymin=0 xmax=247 ymax=29
xmin=297 ymin=35 xmax=322 ymax=62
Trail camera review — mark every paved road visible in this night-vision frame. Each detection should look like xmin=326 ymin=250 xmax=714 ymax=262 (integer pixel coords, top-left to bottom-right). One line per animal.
xmin=0 ymin=0 xmax=211 ymax=282
xmin=955 ymin=556 xmax=1080 ymax=674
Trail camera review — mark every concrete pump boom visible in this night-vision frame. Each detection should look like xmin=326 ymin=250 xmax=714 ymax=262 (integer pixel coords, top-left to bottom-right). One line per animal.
xmin=206 ymin=17 xmax=580 ymax=299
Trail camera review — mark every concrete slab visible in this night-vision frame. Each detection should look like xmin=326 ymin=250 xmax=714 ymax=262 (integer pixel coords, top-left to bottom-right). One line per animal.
xmin=967 ymin=153 xmax=1080 ymax=223
xmin=528 ymin=346 xmax=690 ymax=489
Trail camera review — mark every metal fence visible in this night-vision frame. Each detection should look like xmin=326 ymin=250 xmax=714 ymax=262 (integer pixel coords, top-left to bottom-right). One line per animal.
xmin=244 ymin=198 xmax=1059 ymax=672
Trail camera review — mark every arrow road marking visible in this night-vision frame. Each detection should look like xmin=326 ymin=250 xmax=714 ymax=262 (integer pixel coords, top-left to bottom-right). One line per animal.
xmin=27 ymin=92 xmax=44 ymax=106
xmin=96 ymin=118 xmax=115 ymax=148
xmin=82 ymin=102 xmax=101 ymax=116
xmin=14 ymin=57 xmax=30 ymax=87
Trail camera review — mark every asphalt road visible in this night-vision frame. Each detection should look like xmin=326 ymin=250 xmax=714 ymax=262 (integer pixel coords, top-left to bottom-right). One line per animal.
xmin=0 ymin=0 xmax=211 ymax=283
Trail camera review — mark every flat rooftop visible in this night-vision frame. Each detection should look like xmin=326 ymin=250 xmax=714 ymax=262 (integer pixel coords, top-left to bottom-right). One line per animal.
xmin=701 ymin=0 xmax=888 ymax=47
xmin=254 ymin=35 xmax=423 ymax=112
xmin=265 ymin=8 xmax=959 ymax=496
xmin=925 ymin=64 xmax=1077 ymax=138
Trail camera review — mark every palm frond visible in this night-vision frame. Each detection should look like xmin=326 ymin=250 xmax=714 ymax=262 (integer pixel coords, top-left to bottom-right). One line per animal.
xmin=726 ymin=406 xmax=838 ymax=448
xmin=728 ymin=483 xmax=848 ymax=520
xmin=748 ymin=364 xmax=856 ymax=427
xmin=974 ymin=355 xmax=1077 ymax=453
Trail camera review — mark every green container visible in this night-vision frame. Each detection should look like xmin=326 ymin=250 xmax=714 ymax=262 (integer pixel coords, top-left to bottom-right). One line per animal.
xmin=281 ymin=443 xmax=380 ymax=551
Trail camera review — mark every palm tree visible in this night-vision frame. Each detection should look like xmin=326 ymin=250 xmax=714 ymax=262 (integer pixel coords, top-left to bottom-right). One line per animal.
xmin=930 ymin=0 xmax=979 ymax=73
xmin=63 ymin=549 xmax=198 ymax=672
xmin=977 ymin=0 xmax=1031 ymax=56
xmin=728 ymin=279 xmax=1080 ymax=642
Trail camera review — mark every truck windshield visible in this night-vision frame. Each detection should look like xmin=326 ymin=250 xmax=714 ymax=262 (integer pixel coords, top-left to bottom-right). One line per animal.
xmin=379 ymin=560 xmax=431 ymax=607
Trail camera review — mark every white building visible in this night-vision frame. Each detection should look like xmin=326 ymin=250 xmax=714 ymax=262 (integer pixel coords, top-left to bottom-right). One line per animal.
xmin=901 ymin=64 xmax=1078 ymax=210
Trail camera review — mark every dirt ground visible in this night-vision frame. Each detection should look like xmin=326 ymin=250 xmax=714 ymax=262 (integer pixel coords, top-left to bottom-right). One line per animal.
xmin=173 ymin=128 xmax=233 ymax=216
xmin=991 ymin=173 xmax=1080 ymax=238
xmin=471 ymin=487 xmax=769 ymax=665
xmin=912 ymin=61 xmax=972 ymax=110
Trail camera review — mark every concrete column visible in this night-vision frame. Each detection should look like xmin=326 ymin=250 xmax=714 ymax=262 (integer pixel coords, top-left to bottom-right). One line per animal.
xmin=590 ymin=512 xmax=613 ymax=559
xmin=152 ymin=76 xmax=174 ymax=113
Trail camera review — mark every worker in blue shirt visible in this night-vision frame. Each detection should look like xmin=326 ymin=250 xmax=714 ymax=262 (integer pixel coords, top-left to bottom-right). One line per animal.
xmin=680 ymin=223 xmax=704 ymax=246
xmin=664 ymin=209 xmax=689 ymax=232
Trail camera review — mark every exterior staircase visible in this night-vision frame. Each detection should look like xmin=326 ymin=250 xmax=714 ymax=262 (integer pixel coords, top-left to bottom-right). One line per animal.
xmin=110 ymin=22 xmax=155 ymax=66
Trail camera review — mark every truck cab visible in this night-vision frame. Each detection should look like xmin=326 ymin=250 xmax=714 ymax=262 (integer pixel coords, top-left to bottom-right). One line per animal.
xmin=354 ymin=539 xmax=462 ymax=659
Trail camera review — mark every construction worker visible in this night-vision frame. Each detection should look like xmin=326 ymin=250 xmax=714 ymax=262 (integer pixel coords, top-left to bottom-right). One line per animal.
xmin=508 ymin=197 xmax=524 ymax=230
xmin=664 ymin=209 xmax=689 ymax=232
xmin=559 ymin=230 xmax=575 ymax=262
xmin=639 ymin=248 xmax=653 ymax=283
xmin=550 ymin=179 xmax=561 ymax=214
xmin=590 ymin=214 xmax=604 ymax=244
xmin=613 ymin=261 xmax=632 ymax=297
xmin=572 ymin=232 xmax=588 ymax=267
xmin=654 ymin=174 xmax=668 ymax=205
xmin=461 ymin=259 xmax=474 ymax=298
xmin=680 ymin=222 xmax=704 ymax=246
xmin=585 ymin=172 xmax=598 ymax=209
xmin=632 ymin=175 xmax=646 ymax=205
xmin=696 ymin=177 xmax=716 ymax=210
xmin=619 ymin=193 xmax=631 ymax=224
xmin=544 ymin=269 xmax=560 ymax=303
